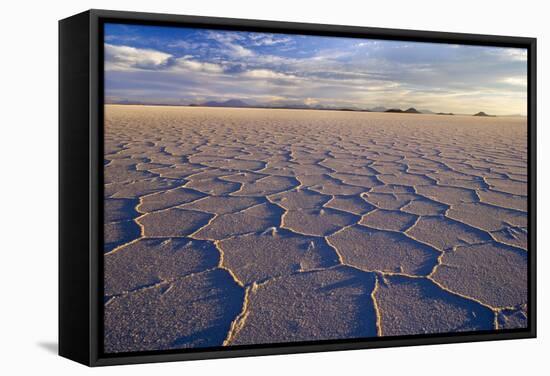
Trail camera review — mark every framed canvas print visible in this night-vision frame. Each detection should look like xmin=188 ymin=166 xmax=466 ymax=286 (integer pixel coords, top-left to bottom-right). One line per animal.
xmin=59 ymin=9 xmax=536 ymax=366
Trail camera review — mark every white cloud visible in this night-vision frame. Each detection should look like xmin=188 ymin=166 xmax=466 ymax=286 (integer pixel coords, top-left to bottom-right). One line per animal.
xmin=205 ymin=31 xmax=255 ymax=58
xmin=355 ymin=41 xmax=380 ymax=48
xmin=241 ymin=69 xmax=296 ymax=80
xmin=228 ymin=44 xmax=254 ymax=57
xmin=175 ymin=56 xmax=224 ymax=73
xmin=105 ymin=44 xmax=225 ymax=74
xmin=304 ymin=97 xmax=319 ymax=106
xmin=249 ymin=34 xmax=292 ymax=46
xmin=105 ymin=44 xmax=172 ymax=71
xmin=502 ymin=48 xmax=528 ymax=62
xmin=500 ymin=76 xmax=527 ymax=87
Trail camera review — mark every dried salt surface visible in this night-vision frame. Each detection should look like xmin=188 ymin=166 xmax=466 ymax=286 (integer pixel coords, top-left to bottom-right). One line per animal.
xmin=185 ymin=177 xmax=241 ymax=195
xmin=375 ymin=275 xmax=495 ymax=336
xmin=363 ymin=191 xmax=418 ymax=210
xmin=328 ymin=225 xmax=439 ymax=275
xmin=104 ymin=269 xmax=244 ymax=353
xmin=446 ymin=202 xmax=527 ymax=232
xmin=431 ymin=242 xmax=527 ymax=308
xmin=104 ymin=238 xmax=220 ymax=296
xmin=379 ymin=172 xmax=436 ymax=187
xmin=400 ymin=198 xmax=448 ymax=216
xmin=137 ymin=208 xmax=213 ymax=237
xmin=218 ymin=229 xmax=340 ymax=285
xmin=201 ymin=158 xmax=266 ymax=171
xmin=137 ymin=187 xmax=206 ymax=213
xmin=149 ymin=164 xmax=204 ymax=179
xmin=232 ymin=175 xmax=299 ymax=196
xmin=406 ymin=215 xmax=492 ymax=251
xmin=491 ymin=226 xmax=528 ymax=250
xmin=104 ymin=198 xmax=139 ymax=222
xmin=485 ymin=177 xmax=527 ymax=196
xmin=360 ymin=209 xmax=418 ymax=231
xmin=269 ymin=188 xmax=331 ymax=210
xmin=330 ymin=172 xmax=382 ymax=188
xmin=104 ymin=162 xmax=157 ymax=185
xmin=103 ymin=105 xmax=528 ymax=351
xmin=477 ymin=189 xmax=527 ymax=212
xmin=192 ymin=202 xmax=283 ymax=240
xmin=282 ymin=207 xmax=359 ymax=236
xmin=325 ymin=195 xmax=376 ymax=215
xmin=104 ymin=220 xmax=140 ymax=253
xmin=228 ymin=267 xmax=378 ymax=345
xmin=105 ymin=177 xmax=181 ymax=198
xmin=300 ymin=174 xmax=366 ymax=195
xmin=415 ymin=185 xmax=478 ymax=205
xmin=497 ymin=305 xmax=528 ymax=329
xmin=220 ymin=171 xmax=266 ymax=184
xmin=181 ymin=195 xmax=265 ymax=214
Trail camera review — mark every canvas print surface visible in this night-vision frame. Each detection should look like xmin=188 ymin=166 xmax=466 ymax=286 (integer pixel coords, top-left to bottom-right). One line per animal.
xmin=102 ymin=23 xmax=528 ymax=354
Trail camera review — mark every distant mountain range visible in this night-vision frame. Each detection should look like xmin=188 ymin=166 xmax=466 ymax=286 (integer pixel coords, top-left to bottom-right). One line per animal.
xmin=190 ymin=101 xmax=473 ymax=116
xmin=190 ymin=99 xmax=374 ymax=112
xmin=385 ymin=107 xmax=422 ymax=114
xmin=192 ymin=99 xmax=251 ymax=108
xmin=109 ymin=98 xmax=505 ymax=117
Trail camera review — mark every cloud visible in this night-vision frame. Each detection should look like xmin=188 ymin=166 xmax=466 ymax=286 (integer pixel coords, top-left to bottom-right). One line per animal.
xmin=500 ymin=76 xmax=528 ymax=87
xmin=248 ymin=33 xmax=293 ymax=46
xmin=499 ymin=48 xmax=528 ymax=62
xmin=105 ymin=44 xmax=172 ymax=71
xmin=228 ymin=44 xmax=255 ymax=57
xmin=166 ymin=40 xmax=207 ymax=50
xmin=175 ymin=56 xmax=225 ymax=73
xmin=241 ymin=69 xmax=296 ymax=80
xmin=206 ymin=31 xmax=255 ymax=57
xmin=105 ymin=44 xmax=225 ymax=74
xmin=304 ymin=97 xmax=319 ymax=106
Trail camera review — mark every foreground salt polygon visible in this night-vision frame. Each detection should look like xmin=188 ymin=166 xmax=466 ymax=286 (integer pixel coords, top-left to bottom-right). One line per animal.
xmin=103 ymin=105 xmax=528 ymax=352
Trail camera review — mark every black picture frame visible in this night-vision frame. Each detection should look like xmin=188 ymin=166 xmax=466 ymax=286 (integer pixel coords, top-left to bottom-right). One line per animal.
xmin=59 ymin=9 xmax=537 ymax=367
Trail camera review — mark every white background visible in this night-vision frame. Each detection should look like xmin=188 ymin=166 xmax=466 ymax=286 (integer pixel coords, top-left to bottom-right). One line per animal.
xmin=0 ymin=0 xmax=547 ymax=374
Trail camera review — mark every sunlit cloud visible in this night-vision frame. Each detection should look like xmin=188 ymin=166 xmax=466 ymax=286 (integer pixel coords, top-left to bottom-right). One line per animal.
xmin=500 ymin=76 xmax=528 ymax=87
xmin=241 ymin=69 xmax=297 ymax=80
xmin=105 ymin=44 xmax=172 ymax=71
xmin=175 ymin=56 xmax=225 ymax=74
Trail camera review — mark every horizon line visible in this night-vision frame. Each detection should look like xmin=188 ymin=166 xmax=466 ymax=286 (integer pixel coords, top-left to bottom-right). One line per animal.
xmin=104 ymin=101 xmax=526 ymax=117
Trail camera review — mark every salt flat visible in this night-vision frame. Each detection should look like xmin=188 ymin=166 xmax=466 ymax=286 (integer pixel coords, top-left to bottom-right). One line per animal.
xmin=103 ymin=104 xmax=528 ymax=353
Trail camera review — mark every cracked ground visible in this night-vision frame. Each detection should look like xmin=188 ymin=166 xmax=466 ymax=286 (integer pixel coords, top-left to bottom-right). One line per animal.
xmin=103 ymin=105 xmax=528 ymax=353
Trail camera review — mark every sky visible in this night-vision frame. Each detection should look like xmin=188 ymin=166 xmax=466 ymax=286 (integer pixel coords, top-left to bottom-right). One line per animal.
xmin=104 ymin=23 xmax=528 ymax=115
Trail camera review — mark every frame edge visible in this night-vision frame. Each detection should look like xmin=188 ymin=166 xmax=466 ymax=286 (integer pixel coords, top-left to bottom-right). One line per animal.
xmin=59 ymin=10 xmax=93 ymax=366
xmin=62 ymin=8 xmax=537 ymax=366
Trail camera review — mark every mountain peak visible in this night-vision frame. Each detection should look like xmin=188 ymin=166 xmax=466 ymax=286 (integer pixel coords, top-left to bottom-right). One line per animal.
xmin=473 ymin=111 xmax=493 ymax=117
